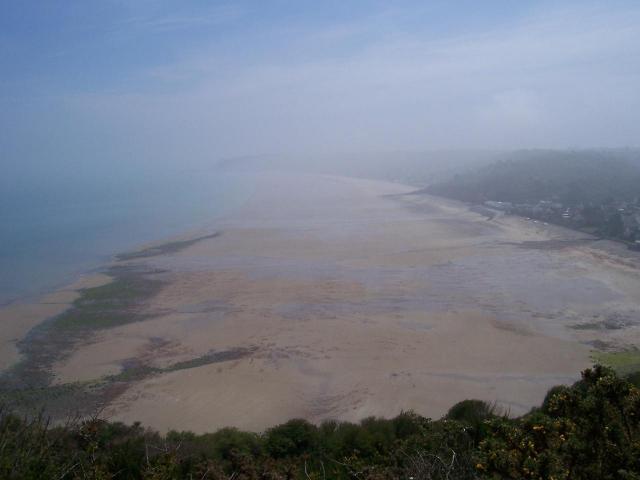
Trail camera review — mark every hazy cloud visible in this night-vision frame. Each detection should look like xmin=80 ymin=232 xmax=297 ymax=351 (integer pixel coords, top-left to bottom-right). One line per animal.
xmin=119 ymin=4 xmax=245 ymax=33
xmin=3 ymin=2 xmax=640 ymax=173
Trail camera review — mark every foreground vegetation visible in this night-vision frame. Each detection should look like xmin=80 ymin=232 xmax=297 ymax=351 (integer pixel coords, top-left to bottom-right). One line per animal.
xmin=1 ymin=365 xmax=639 ymax=479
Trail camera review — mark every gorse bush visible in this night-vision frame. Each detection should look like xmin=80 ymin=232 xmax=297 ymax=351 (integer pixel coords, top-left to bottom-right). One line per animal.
xmin=1 ymin=365 xmax=638 ymax=479
xmin=476 ymin=365 xmax=640 ymax=479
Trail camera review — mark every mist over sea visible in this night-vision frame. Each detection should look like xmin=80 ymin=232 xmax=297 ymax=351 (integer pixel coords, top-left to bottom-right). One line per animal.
xmin=0 ymin=167 xmax=253 ymax=305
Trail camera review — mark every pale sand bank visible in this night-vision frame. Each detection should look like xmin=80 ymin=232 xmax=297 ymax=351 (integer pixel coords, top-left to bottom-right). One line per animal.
xmin=4 ymin=173 xmax=640 ymax=432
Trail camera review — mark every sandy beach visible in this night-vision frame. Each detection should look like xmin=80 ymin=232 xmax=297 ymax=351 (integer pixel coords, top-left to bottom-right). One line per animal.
xmin=2 ymin=172 xmax=640 ymax=432
xmin=0 ymin=274 xmax=111 ymax=371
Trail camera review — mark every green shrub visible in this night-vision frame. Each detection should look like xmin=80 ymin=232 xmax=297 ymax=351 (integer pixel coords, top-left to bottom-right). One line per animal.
xmin=1 ymin=365 xmax=639 ymax=479
xmin=264 ymin=418 xmax=318 ymax=458
xmin=476 ymin=365 xmax=640 ymax=479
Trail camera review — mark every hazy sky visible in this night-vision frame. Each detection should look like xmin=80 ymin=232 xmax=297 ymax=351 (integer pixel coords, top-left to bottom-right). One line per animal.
xmin=2 ymin=1 xmax=640 ymax=177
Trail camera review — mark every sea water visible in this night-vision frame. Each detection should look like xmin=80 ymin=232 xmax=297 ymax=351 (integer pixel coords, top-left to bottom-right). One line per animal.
xmin=0 ymin=167 xmax=253 ymax=305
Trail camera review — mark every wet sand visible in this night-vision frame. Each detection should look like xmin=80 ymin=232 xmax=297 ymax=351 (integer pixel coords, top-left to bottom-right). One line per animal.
xmin=3 ymin=172 xmax=640 ymax=432
xmin=0 ymin=274 xmax=111 ymax=371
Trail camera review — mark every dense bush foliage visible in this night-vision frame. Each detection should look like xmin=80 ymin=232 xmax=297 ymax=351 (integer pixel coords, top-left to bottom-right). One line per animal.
xmin=1 ymin=365 xmax=638 ymax=479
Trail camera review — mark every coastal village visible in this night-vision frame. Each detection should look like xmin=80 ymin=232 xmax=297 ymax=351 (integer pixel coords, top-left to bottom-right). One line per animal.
xmin=484 ymin=198 xmax=640 ymax=248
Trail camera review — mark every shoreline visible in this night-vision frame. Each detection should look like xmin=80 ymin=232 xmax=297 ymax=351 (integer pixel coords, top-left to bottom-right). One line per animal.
xmin=0 ymin=273 xmax=112 ymax=372
xmin=0 ymin=230 xmax=229 ymax=419
xmin=430 ymin=193 xmax=640 ymax=260
xmin=0 ymin=167 xmax=259 ymax=373
xmin=1 ymin=173 xmax=639 ymax=431
xmin=0 ymin=170 xmax=258 ymax=308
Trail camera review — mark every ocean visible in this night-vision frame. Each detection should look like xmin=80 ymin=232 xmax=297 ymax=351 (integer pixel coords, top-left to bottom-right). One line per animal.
xmin=0 ymin=167 xmax=253 ymax=305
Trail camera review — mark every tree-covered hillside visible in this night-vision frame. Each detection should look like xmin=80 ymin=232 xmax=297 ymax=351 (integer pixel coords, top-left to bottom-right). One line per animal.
xmin=426 ymin=150 xmax=640 ymax=243
xmin=427 ymin=150 xmax=640 ymax=205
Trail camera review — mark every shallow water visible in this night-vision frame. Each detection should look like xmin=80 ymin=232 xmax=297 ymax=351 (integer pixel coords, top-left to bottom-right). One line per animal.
xmin=0 ymin=169 xmax=254 ymax=304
